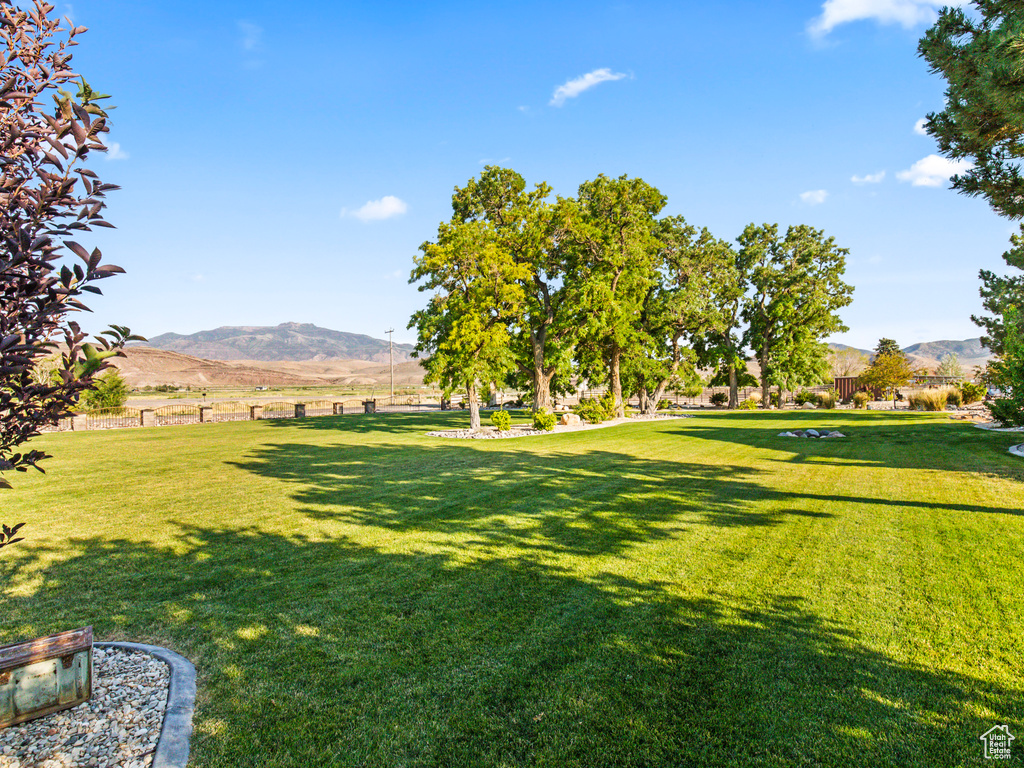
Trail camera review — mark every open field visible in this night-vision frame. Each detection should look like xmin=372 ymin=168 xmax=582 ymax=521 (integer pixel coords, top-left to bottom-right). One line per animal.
xmin=3 ymin=411 xmax=1023 ymax=767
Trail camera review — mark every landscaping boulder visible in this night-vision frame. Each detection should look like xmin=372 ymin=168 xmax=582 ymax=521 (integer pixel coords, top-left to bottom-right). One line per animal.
xmin=801 ymin=402 xmax=817 ymax=410
xmin=560 ymin=413 xmax=581 ymax=427
xmin=805 ymin=428 xmax=820 ymax=437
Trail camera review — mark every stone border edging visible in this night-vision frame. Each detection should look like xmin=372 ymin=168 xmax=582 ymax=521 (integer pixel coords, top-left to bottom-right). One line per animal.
xmin=1010 ymin=444 xmax=1024 ymax=458
xmin=973 ymin=421 xmax=1024 ymax=433
xmin=95 ymin=642 xmax=196 ymax=768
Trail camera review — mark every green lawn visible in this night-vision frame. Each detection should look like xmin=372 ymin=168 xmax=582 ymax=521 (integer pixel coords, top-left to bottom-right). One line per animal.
xmin=3 ymin=411 xmax=1023 ymax=767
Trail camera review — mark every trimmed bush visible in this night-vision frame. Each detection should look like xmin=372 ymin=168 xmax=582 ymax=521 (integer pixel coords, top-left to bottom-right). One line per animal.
xmin=769 ymin=391 xmax=781 ymax=408
xmin=657 ymin=399 xmax=671 ymax=410
xmin=852 ymin=391 xmax=870 ymax=409
xmin=573 ymin=397 xmax=612 ymax=423
xmin=794 ymin=390 xmax=818 ymax=406
xmin=737 ymin=398 xmax=758 ymax=410
xmin=490 ymin=409 xmax=511 ymax=431
xmin=710 ymin=391 xmax=728 ymax=406
xmin=533 ymin=408 xmax=557 ymax=431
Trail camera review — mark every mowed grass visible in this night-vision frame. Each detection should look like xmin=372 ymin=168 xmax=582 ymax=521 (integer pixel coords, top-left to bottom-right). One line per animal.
xmin=3 ymin=410 xmax=1023 ymax=767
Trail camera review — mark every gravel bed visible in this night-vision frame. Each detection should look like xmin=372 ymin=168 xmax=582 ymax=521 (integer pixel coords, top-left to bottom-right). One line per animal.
xmin=0 ymin=647 xmax=169 ymax=768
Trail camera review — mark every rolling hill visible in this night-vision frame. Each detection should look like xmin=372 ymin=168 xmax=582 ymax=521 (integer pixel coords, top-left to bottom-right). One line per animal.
xmin=140 ymin=322 xmax=416 ymax=363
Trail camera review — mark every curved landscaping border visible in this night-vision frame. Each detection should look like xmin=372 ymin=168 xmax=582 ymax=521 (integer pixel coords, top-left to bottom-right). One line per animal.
xmin=1010 ymin=444 xmax=1024 ymax=458
xmin=95 ymin=642 xmax=196 ymax=768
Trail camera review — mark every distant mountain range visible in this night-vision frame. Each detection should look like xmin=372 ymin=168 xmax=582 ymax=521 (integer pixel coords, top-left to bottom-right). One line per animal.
xmin=140 ymin=322 xmax=416 ymax=363
xmin=830 ymin=338 xmax=993 ymax=371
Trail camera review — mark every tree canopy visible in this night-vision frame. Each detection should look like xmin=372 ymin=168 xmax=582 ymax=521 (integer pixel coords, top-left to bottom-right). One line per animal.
xmin=409 ymin=169 xmax=854 ymax=418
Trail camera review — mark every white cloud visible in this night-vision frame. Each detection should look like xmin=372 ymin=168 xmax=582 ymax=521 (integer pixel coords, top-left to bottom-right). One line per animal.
xmin=851 ymin=171 xmax=885 ymax=184
xmin=104 ymin=142 xmax=129 ymax=161
xmin=808 ymin=0 xmax=970 ymax=37
xmin=896 ymin=154 xmax=973 ymax=187
xmin=914 ymin=118 xmax=928 ymax=135
xmin=550 ymin=68 xmax=627 ymax=107
xmin=238 ymin=21 xmax=262 ymax=51
xmin=799 ymin=189 xmax=829 ymax=205
xmin=344 ymin=195 xmax=408 ymax=222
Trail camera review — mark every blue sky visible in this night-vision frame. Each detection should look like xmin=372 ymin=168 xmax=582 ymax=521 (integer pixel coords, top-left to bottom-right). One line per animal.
xmin=62 ymin=0 xmax=1006 ymax=349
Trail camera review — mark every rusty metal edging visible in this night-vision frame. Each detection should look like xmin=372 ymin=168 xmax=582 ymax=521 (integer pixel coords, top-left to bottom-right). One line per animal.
xmin=95 ymin=642 xmax=196 ymax=768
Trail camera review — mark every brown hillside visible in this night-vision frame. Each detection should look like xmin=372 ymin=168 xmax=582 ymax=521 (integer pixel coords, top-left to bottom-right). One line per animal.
xmin=110 ymin=347 xmax=426 ymax=389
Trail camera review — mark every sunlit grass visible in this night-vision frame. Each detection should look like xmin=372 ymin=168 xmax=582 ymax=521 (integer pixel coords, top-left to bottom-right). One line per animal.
xmin=3 ymin=410 xmax=1023 ymax=767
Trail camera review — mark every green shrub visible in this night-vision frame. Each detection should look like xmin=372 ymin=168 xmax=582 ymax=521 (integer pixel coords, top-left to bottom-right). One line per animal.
xmin=680 ymin=383 xmax=704 ymax=398
xmin=908 ymin=389 xmax=948 ymax=411
xmin=817 ymin=389 xmax=838 ymax=409
xmin=599 ymin=392 xmax=616 ymax=416
xmin=794 ymin=389 xmax=817 ymax=406
xmin=573 ymin=397 xmax=611 ymax=423
xmin=769 ymin=391 xmax=781 ymax=408
xmin=944 ymin=386 xmax=963 ymax=408
xmin=657 ymin=399 xmax=671 ymax=410
xmin=710 ymin=391 xmax=728 ymax=406
xmin=533 ymin=408 xmax=557 ymax=431
xmin=82 ymin=370 xmax=130 ymax=411
xmin=987 ymin=397 xmax=1021 ymax=426
xmin=490 ymin=409 xmax=511 ymax=431
xmin=737 ymin=397 xmax=758 ymax=410
xmin=852 ymin=391 xmax=870 ymax=409
xmin=959 ymin=381 xmax=986 ymax=404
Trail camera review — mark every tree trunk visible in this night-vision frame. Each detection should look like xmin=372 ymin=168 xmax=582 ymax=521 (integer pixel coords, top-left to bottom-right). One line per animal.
xmin=760 ymin=343 xmax=771 ymax=406
xmin=532 ymin=348 xmax=553 ymax=413
xmin=488 ymin=380 xmax=498 ymax=408
xmin=728 ymin=363 xmax=739 ymax=409
xmin=610 ymin=345 xmax=624 ymax=418
xmin=467 ymin=379 xmax=481 ymax=432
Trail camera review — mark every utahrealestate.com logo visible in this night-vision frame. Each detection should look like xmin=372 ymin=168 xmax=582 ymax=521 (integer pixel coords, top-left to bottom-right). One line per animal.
xmin=980 ymin=725 xmax=1015 ymax=760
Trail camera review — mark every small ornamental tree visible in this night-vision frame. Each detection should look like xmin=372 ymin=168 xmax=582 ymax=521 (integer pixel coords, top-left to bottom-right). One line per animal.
xmin=937 ymin=352 xmax=965 ymax=380
xmin=81 ymin=369 xmax=129 ymax=411
xmin=1 ymin=1 xmax=140 ymax=508
xmin=859 ymin=347 xmax=917 ymax=407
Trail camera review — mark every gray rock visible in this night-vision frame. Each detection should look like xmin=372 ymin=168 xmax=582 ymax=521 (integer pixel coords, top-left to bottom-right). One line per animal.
xmin=805 ymin=428 xmax=820 ymax=437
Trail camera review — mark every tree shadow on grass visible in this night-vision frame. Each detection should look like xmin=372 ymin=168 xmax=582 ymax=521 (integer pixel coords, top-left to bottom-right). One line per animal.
xmin=2 ymin=527 xmax=1019 ymax=767
xmin=666 ymin=410 xmax=1024 ymax=484
xmin=226 ymin=436 xmax=835 ymax=557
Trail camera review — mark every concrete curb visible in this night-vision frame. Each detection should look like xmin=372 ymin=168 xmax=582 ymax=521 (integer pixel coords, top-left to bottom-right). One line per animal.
xmin=1010 ymin=444 xmax=1024 ymax=458
xmin=95 ymin=642 xmax=195 ymax=768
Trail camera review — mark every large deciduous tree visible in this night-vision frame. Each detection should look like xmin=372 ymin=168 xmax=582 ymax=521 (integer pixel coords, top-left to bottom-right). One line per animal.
xmin=920 ymin=2 xmax=1024 ymax=421
xmin=626 ymin=218 xmax=734 ymax=414
xmin=1 ymin=1 xmax=138 ymax=500
xmin=740 ymin=224 xmax=853 ymax=406
xmin=560 ymin=175 xmax=666 ymax=418
xmin=450 ymin=167 xmax=571 ymax=412
xmin=409 ymin=219 xmax=527 ymax=432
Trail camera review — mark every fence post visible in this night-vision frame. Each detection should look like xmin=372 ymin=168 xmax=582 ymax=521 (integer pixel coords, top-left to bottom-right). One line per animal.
xmin=333 ymin=402 xmax=344 ymax=415
xmin=140 ymin=409 xmax=156 ymax=428
xmin=200 ymin=406 xmax=213 ymax=423
xmin=294 ymin=403 xmax=306 ymax=418
xmin=250 ymin=405 xmax=264 ymax=420
xmin=71 ymin=414 xmax=87 ymax=431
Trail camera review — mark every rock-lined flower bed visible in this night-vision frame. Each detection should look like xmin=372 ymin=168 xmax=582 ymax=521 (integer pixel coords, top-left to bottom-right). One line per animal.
xmin=778 ymin=429 xmax=845 ymax=439
xmin=428 ymin=413 xmax=690 ymax=440
xmin=0 ymin=647 xmax=169 ymax=768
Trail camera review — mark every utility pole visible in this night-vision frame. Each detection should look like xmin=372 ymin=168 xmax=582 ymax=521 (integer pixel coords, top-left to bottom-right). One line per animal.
xmin=386 ymin=327 xmax=394 ymax=402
